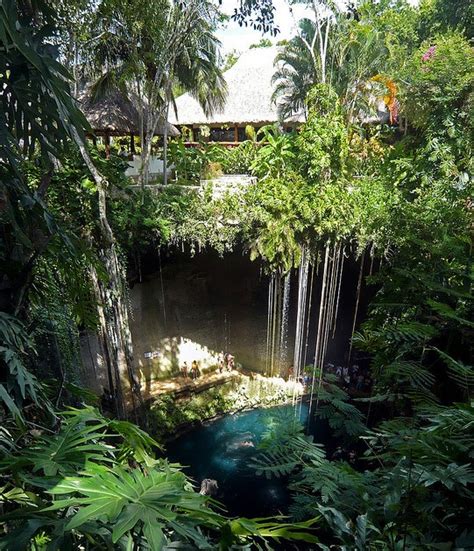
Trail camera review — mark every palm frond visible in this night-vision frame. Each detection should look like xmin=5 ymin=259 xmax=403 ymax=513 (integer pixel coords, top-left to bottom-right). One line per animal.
xmin=433 ymin=348 xmax=474 ymax=391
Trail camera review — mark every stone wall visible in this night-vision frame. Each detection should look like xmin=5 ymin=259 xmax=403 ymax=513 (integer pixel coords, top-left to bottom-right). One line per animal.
xmin=79 ymin=247 xmax=367 ymax=397
xmin=128 ymin=250 xmax=270 ymax=396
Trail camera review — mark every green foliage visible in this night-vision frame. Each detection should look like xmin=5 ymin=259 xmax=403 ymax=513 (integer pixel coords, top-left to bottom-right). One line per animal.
xmin=1 ymin=0 xmax=473 ymax=548
xmin=45 ymin=463 xmax=222 ymax=547
xmin=222 ymin=49 xmax=240 ymax=71
xmin=89 ymin=0 xmax=226 ymax=121
xmin=150 ymin=391 xmax=228 ymax=439
xmin=273 ymin=8 xmax=392 ymax=122
xmin=249 ymin=38 xmax=273 ymax=49
xmin=0 ymin=406 xmax=319 ymax=549
xmin=252 ymin=410 xmax=325 ymax=478
xmin=0 ymin=0 xmax=88 ymax=167
xmin=168 ymin=138 xmax=209 ymax=184
xmin=244 ymin=173 xmax=312 ymax=271
xmin=250 ymin=126 xmax=296 ymax=180
xmin=0 ymin=313 xmax=45 ymax=425
xmin=0 ymin=0 xmax=93 ymax=324
xmin=272 ymin=17 xmax=319 ymax=119
xmin=219 ymin=141 xmax=259 ymax=175
xmin=402 ymin=32 xmax=474 ymax=135
xmin=6 ymin=410 xmax=112 ymax=478
xmin=243 ymin=170 xmax=354 ymax=270
xmin=298 ymin=84 xmax=348 ymax=183
xmin=110 ymin=187 xmax=174 ymax=253
xmin=418 ymin=0 xmax=474 ymax=41
xmin=316 ymin=374 xmax=366 ymax=439
xmin=167 ymin=138 xmax=261 ymax=182
xmin=246 ymin=5 xmax=474 ymax=546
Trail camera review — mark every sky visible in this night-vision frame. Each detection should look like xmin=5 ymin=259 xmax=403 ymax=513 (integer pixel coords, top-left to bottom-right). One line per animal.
xmin=215 ymin=0 xmax=311 ymax=54
xmin=216 ymin=0 xmax=420 ymax=55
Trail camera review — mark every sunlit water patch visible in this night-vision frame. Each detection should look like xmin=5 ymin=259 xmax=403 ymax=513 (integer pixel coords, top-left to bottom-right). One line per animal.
xmin=166 ymin=403 xmax=329 ymax=517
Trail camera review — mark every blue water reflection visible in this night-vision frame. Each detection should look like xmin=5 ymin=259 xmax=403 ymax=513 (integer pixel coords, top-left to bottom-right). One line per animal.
xmin=166 ymin=403 xmax=319 ymax=517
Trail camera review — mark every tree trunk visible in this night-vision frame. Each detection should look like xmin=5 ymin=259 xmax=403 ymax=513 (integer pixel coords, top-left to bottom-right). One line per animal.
xmin=163 ymin=106 xmax=169 ymax=185
xmin=72 ymin=128 xmax=143 ymax=419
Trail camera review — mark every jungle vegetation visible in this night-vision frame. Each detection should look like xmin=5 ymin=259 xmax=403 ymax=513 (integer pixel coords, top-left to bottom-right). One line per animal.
xmin=0 ymin=0 xmax=473 ymax=549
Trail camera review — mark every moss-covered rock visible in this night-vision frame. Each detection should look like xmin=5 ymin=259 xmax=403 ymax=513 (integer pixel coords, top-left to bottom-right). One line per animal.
xmin=149 ymin=373 xmax=302 ymax=441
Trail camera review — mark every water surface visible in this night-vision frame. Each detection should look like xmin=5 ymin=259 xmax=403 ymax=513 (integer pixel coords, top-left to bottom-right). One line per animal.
xmin=166 ymin=403 xmax=329 ymax=517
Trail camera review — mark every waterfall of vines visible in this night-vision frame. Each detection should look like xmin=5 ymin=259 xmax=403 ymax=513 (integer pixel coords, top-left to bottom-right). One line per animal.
xmin=263 ymin=243 xmax=352 ymax=415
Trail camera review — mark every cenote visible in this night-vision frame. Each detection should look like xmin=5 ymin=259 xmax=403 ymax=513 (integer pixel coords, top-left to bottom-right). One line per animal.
xmin=131 ymin=247 xmax=369 ymax=519
xmin=166 ymin=402 xmax=330 ymax=518
xmin=5 ymin=5 xmax=472 ymax=546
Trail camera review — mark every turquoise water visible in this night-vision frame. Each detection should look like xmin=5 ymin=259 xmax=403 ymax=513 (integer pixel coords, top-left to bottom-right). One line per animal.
xmin=166 ymin=402 xmax=327 ymax=517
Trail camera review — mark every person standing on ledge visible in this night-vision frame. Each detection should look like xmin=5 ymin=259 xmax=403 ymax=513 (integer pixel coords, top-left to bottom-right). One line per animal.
xmin=218 ymin=353 xmax=225 ymax=373
xmin=191 ymin=360 xmax=200 ymax=380
xmin=288 ymin=365 xmax=294 ymax=380
xmin=180 ymin=361 xmax=188 ymax=379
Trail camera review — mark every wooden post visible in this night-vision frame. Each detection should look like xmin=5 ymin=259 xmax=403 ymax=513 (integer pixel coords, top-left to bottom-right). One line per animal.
xmin=130 ymin=132 xmax=136 ymax=155
xmin=234 ymin=125 xmax=238 ymax=143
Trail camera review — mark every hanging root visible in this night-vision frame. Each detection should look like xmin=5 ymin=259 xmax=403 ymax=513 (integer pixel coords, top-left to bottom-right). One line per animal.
xmin=270 ymin=272 xmax=281 ymax=377
xmin=279 ymin=272 xmax=291 ymax=375
xmin=332 ymin=244 xmax=345 ymax=339
xmin=347 ymin=249 xmax=366 ymax=366
xmin=292 ymin=247 xmax=310 ymax=407
xmin=308 ymin=244 xmax=330 ymax=417
xmin=303 ymin=263 xmax=316 ymax=374
xmin=369 ymin=243 xmax=375 ymax=277
xmin=158 ymin=248 xmax=167 ymax=329
xmin=265 ymin=275 xmax=274 ymax=376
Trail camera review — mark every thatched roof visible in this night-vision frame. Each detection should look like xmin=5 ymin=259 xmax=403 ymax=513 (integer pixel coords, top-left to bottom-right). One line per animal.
xmin=80 ymin=90 xmax=179 ymax=136
xmin=169 ymin=47 xmax=305 ymax=127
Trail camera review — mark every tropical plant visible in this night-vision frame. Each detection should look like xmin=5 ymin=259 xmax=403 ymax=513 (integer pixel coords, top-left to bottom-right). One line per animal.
xmin=401 ymin=31 xmax=474 ymax=136
xmin=250 ymin=125 xmax=296 ymax=180
xmin=0 ymin=407 xmax=321 ymax=549
xmin=1 ymin=0 xmax=473 ymax=548
xmin=272 ymin=17 xmax=323 ymax=119
xmin=168 ymin=138 xmax=210 ymax=184
xmin=86 ymin=0 xmax=227 ymax=185
xmin=219 ymin=141 xmax=259 ymax=175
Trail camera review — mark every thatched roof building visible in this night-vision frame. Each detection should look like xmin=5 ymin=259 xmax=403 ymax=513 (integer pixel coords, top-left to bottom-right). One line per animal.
xmin=169 ymin=47 xmax=304 ymax=143
xmin=80 ymin=90 xmax=179 ymax=137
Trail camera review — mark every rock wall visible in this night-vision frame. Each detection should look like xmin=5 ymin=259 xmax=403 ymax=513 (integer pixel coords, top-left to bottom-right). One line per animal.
xmin=79 ymin=247 xmax=372 ymax=398
xmin=128 ymin=250 xmax=270 ymax=397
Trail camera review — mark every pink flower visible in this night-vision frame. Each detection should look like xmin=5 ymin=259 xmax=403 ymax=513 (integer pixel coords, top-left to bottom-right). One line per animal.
xmin=422 ymin=45 xmax=436 ymax=62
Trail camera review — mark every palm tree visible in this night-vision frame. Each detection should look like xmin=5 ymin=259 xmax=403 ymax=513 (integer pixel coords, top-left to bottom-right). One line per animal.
xmin=273 ymin=7 xmax=388 ymax=123
xmin=86 ymin=0 xmax=227 ymax=186
xmin=272 ymin=0 xmax=341 ymax=121
xmin=272 ymin=18 xmax=320 ymax=120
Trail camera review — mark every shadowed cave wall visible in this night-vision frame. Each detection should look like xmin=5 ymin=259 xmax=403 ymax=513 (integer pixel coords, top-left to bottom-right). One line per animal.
xmin=127 ymin=247 xmax=373 ymax=393
xmin=79 ymin=246 xmax=374 ymax=397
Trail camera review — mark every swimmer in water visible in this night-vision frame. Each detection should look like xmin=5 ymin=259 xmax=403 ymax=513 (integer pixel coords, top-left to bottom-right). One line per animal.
xmin=227 ymin=436 xmax=255 ymax=451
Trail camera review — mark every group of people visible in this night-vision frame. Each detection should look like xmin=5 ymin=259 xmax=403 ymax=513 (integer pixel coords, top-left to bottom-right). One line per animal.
xmin=218 ymin=352 xmax=235 ymax=373
xmin=180 ymin=360 xmax=201 ymax=380
xmin=179 ymin=351 xmax=237 ymax=381
xmin=286 ymin=362 xmax=372 ymax=393
xmin=287 ymin=365 xmax=311 ymax=386
xmin=325 ymin=363 xmax=372 ymax=391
